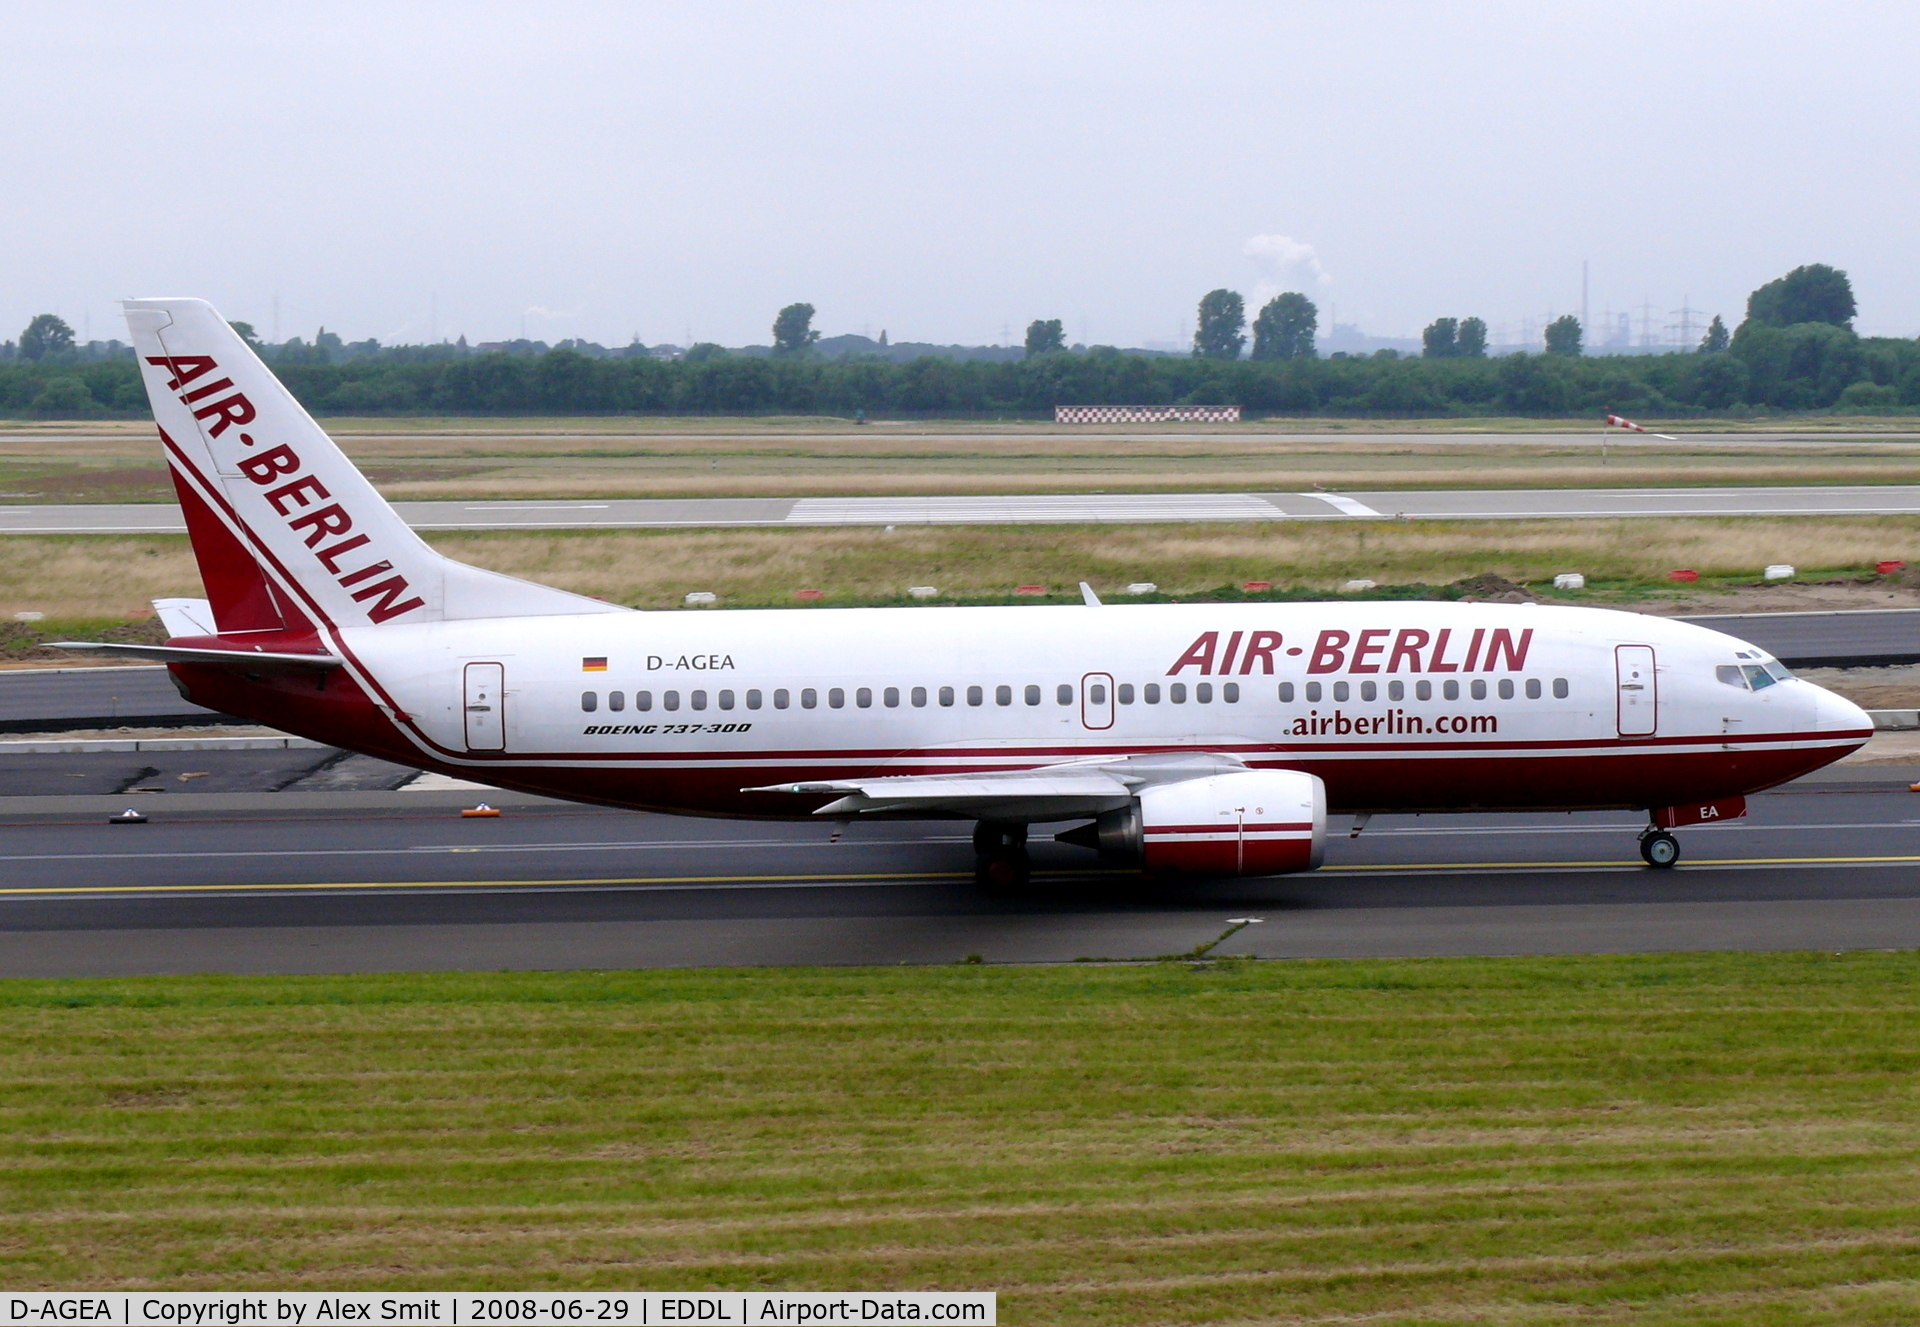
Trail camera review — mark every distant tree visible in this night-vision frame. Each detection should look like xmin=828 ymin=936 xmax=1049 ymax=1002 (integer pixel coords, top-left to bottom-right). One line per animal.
xmin=1699 ymin=315 xmax=1730 ymax=353
xmin=1543 ymin=314 xmax=1583 ymax=357
xmin=1024 ymin=319 xmax=1065 ymax=356
xmin=772 ymin=303 xmax=821 ymax=356
xmin=1422 ymin=317 xmax=1458 ymax=358
xmin=1745 ymin=264 xmax=1855 ymax=330
xmin=1456 ymin=317 xmax=1488 ymax=358
xmin=228 ymin=321 xmax=264 ymax=351
xmin=1250 ymin=292 xmax=1316 ymax=360
xmin=684 ymin=342 xmax=729 ymax=362
xmin=878 ymin=330 xmax=889 ymax=348
xmin=1193 ymin=289 xmax=1246 ymax=360
xmin=19 ymin=314 xmax=74 ymax=360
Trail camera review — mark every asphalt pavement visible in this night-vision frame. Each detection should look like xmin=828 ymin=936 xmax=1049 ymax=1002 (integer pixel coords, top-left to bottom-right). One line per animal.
xmin=12 ymin=485 xmax=1920 ymax=532
xmin=2 ymin=763 xmax=1918 ymax=977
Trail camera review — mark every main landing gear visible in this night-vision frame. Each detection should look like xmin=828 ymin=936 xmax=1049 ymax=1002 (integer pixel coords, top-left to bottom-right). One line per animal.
xmin=973 ymin=821 xmax=1029 ymax=892
xmin=1638 ymin=827 xmax=1680 ymax=869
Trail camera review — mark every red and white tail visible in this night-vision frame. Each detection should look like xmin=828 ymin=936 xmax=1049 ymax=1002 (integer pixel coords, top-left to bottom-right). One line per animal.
xmin=124 ymin=299 xmax=621 ymax=636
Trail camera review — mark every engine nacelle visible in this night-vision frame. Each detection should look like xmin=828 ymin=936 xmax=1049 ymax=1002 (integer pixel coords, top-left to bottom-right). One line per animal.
xmin=1065 ymin=769 xmax=1327 ymax=877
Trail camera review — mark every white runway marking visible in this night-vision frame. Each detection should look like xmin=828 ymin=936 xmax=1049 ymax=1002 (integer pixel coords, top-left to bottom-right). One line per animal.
xmin=783 ymin=494 xmax=1285 ymax=524
xmin=1301 ymin=492 xmax=1382 ymax=517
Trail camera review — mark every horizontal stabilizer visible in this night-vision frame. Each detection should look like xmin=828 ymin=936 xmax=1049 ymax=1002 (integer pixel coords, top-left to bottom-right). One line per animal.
xmin=49 ymin=641 xmax=343 ymax=670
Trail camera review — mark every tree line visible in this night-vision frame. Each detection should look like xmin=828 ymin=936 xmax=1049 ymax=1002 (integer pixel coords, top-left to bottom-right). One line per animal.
xmin=4 ymin=266 xmax=1915 ymax=418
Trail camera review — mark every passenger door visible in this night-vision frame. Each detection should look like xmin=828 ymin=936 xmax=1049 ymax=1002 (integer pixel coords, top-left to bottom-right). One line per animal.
xmin=464 ymin=661 xmax=506 ymax=750
xmin=1080 ymin=672 xmax=1115 ymax=730
xmin=1615 ymin=645 xmax=1657 ymax=737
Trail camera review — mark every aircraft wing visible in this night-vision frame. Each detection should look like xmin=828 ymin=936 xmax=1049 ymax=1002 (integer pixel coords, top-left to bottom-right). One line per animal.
xmin=745 ymin=751 xmax=1250 ymax=820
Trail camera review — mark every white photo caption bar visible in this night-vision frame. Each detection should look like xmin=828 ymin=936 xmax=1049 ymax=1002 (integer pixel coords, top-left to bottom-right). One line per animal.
xmin=4 ymin=1295 xmax=993 ymax=1327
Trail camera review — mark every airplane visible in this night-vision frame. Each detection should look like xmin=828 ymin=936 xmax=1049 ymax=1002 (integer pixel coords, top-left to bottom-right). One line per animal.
xmin=56 ymin=298 xmax=1874 ymax=886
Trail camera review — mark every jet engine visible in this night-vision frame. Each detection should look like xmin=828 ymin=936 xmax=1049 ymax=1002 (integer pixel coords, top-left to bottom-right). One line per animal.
xmin=1060 ymin=768 xmax=1327 ymax=876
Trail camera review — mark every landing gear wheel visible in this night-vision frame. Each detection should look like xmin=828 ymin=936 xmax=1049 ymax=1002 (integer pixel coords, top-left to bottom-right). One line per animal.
xmin=1639 ymin=829 xmax=1680 ymax=869
xmin=974 ymin=849 xmax=1031 ymax=893
xmin=972 ymin=821 xmax=1030 ymax=894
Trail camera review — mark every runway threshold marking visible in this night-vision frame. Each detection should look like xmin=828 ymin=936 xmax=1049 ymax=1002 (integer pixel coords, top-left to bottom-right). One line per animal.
xmin=2 ymin=855 xmax=1919 ymax=899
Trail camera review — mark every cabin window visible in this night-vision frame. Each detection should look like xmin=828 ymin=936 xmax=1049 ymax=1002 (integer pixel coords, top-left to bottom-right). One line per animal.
xmin=968 ymin=685 xmax=983 ymax=706
xmin=1388 ymin=680 xmax=1403 ymax=701
xmin=1471 ymin=679 xmax=1487 ymax=700
xmin=1223 ymin=682 xmax=1239 ymax=703
xmin=1118 ymin=683 xmax=1135 ymax=704
xmin=747 ymin=690 xmax=763 ymax=710
xmin=1525 ymin=678 xmax=1541 ymax=700
xmin=1332 ymin=681 xmax=1349 ymax=702
xmin=719 ymin=689 xmax=735 ymax=710
xmin=940 ymin=686 xmax=956 ymax=707
xmin=1090 ymin=682 xmax=1108 ymax=704
xmin=1144 ymin=683 xmax=1161 ymax=704
xmin=995 ymin=685 xmax=1012 ymax=706
xmin=1359 ymin=681 xmax=1376 ymax=702
xmin=801 ymin=688 xmax=817 ymax=709
xmin=774 ymin=688 xmax=790 ymax=709
xmin=830 ymin=688 xmax=846 ymax=709
xmin=1195 ymin=682 xmax=1212 ymax=703
xmin=609 ymin=691 xmax=625 ymax=712
xmin=856 ymin=687 xmax=872 ymax=708
xmin=1305 ymin=681 xmax=1321 ymax=702
xmin=581 ymin=691 xmax=597 ymax=712
xmin=1278 ymin=681 xmax=1294 ymax=702
xmin=1552 ymin=677 xmax=1569 ymax=699
xmin=691 ymin=690 xmax=708 ymax=710
xmin=1057 ymin=684 xmax=1073 ymax=705
xmin=1497 ymin=679 xmax=1514 ymax=700
xmin=1024 ymin=684 xmax=1041 ymax=706
xmin=664 ymin=690 xmax=681 ymax=711
xmin=1170 ymin=683 xmax=1187 ymax=703
xmin=1443 ymin=680 xmax=1460 ymax=700
xmin=636 ymin=691 xmax=652 ymax=711
xmin=1415 ymin=680 xmax=1431 ymax=701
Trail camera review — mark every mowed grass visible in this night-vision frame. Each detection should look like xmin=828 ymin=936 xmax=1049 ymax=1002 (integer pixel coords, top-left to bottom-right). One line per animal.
xmin=4 ymin=517 xmax=1919 ymax=618
xmin=4 ymin=954 xmax=1920 ymax=1322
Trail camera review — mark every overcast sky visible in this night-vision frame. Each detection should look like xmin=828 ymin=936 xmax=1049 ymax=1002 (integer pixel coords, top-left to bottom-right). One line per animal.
xmin=6 ymin=1 xmax=1916 ymax=350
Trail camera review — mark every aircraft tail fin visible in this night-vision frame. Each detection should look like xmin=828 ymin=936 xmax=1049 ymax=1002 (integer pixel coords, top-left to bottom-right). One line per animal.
xmin=122 ymin=298 xmax=623 ymax=634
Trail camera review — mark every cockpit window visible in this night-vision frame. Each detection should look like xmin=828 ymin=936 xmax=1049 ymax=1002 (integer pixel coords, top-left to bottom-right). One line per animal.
xmin=1716 ymin=665 xmax=1749 ymax=690
xmin=1764 ymin=660 xmax=1793 ymax=683
xmin=1742 ymin=664 xmax=1777 ymax=691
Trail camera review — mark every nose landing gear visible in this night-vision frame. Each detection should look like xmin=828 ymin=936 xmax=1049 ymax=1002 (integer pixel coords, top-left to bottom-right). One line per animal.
xmin=973 ymin=821 xmax=1029 ymax=892
xmin=1639 ymin=827 xmax=1680 ymax=869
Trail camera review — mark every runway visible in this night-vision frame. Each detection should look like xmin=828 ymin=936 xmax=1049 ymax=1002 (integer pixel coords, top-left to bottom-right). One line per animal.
xmin=3 ymin=766 xmax=1918 ymax=976
xmin=11 ymin=484 xmax=1920 ymax=532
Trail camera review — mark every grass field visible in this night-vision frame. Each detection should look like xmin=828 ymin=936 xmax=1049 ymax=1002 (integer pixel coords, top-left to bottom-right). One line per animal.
xmin=3 ymin=419 xmax=1920 ymax=502
xmin=3 ymin=517 xmax=1918 ymax=622
xmin=4 ymin=954 xmax=1920 ymax=1322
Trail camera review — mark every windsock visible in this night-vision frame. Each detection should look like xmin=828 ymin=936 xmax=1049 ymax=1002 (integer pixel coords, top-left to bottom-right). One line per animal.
xmin=1605 ymin=413 xmax=1646 ymax=432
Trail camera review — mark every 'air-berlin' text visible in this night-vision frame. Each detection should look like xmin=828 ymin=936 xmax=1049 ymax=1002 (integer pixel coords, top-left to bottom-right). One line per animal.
xmin=147 ymin=354 xmax=425 ymax=624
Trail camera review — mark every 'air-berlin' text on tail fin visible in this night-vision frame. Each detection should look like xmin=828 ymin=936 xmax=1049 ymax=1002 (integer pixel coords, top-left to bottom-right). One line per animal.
xmin=124 ymin=299 xmax=622 ymax=634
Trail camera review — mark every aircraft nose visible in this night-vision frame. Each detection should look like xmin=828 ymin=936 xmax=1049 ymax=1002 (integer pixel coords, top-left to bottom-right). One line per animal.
xmin=1807 ymin=682 xmax=1873 ymax=737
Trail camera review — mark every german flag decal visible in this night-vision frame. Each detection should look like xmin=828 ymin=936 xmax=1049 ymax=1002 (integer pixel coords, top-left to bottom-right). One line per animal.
xmin=582 ymin=656 xmax=608 ymax=672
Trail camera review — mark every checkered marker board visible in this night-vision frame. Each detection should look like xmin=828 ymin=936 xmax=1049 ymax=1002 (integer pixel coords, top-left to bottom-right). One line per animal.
xmin=1054 ymin=405 xmax=1242 ymax=423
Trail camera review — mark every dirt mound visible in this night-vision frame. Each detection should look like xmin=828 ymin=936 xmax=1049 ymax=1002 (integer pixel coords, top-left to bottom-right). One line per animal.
xmin=1450 ymin=573 xmax=1545 ymax=604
